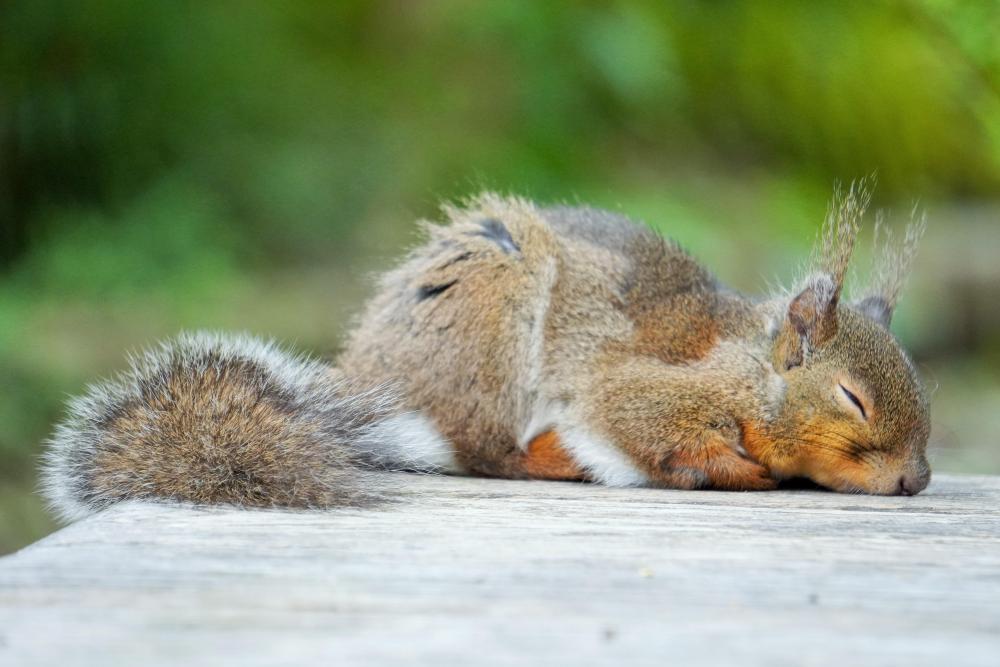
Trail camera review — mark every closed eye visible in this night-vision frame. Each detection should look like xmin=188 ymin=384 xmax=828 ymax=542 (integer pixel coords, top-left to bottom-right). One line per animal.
xmin=839 ymin=383 xmax=867 ymax=420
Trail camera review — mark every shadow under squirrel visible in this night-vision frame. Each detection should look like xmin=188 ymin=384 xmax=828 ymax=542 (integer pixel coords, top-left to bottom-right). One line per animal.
xmin=42 ymin=181 xmax=931 ymax=521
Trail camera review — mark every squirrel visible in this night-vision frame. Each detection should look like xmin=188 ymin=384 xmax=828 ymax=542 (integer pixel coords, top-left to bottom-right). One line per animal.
xmin=41 ymin=181 xmax=931 ymax=522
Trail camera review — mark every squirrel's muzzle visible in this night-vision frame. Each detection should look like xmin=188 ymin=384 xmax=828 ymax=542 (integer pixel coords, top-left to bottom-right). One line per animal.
xmin=896 ymin=462 xmax=931 ymax=496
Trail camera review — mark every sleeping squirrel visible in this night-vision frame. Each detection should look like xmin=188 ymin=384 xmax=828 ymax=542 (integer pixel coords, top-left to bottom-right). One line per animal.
xmin=42 ymin=181 xmax=931 ymax=521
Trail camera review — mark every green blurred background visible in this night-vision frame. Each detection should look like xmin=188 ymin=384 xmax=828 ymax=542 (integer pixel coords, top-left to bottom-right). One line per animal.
xmin=2 ymin=1 xmax=999 ymax=553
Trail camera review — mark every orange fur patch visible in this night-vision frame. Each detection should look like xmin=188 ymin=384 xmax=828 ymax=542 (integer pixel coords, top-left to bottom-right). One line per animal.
xmin=521 ymin=431 xmax=586 ymax=481
xmin=740 ymin=421 xmax=778 ymax=466
xmin=741 ymin=417 xmax=873 ymax=490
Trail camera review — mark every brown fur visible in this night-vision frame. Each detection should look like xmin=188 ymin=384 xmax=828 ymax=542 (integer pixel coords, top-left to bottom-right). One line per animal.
xmin=86 ymin=357 xmax=370 ymax=508
xmin=341 ymin=187 xmax=930 ymax=495
xmin=44 ymin=186 xmax=931 ymax=522
xmin=41 ymin=333 xmax=400 ymax=519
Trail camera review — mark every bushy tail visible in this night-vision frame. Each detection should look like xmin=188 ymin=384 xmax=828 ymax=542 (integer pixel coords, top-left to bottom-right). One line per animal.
xmin=41 ymin=332 xmax=423 ymax=522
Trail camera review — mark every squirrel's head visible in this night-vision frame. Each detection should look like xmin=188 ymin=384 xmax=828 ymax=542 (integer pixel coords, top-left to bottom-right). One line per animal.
xmin=752 ymin=181 xmax=931 ymax=495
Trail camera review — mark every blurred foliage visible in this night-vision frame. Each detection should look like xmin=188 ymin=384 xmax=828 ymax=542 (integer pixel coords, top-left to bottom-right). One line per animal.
xmin=1 ymin=0 xmax=999 ymax=553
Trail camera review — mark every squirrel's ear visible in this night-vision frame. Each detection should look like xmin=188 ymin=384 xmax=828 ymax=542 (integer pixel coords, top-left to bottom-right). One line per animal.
xmin=774 ymin=275 xmax=839 ymax=370
xmin=855 ymin=295 xmax=893 ymax=328
xmin=856 ymin=208 xmax=924 ymax=331
xmin=788 ymin=274 xmax=840 ymax=344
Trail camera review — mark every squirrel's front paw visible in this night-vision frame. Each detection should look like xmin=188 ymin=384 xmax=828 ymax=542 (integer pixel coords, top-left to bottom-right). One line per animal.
xmin=714 ymin=458 xmax=778 ymax=491
xmin=712 ymin=420 xmax=778 ymax=490
xmin=660 ymin=426 xmax=778 ymax=492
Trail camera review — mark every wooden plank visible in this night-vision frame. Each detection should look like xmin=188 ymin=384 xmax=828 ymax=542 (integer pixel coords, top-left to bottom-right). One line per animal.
xmin=1 ymin=473 xmax=999 ymax=666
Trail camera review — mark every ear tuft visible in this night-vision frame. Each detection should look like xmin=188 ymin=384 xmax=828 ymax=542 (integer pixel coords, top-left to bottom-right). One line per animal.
xmin=855 ymin=208 xmax=925 ymax=328
xmin=814 ymin=178 xmax=871 ymax=295
xmin=856 ymin=295 xmax=893 ymax=328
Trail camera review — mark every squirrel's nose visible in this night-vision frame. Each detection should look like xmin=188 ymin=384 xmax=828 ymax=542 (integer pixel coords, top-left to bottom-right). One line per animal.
xmin=897 ymin=472 xmax=928 ymax=496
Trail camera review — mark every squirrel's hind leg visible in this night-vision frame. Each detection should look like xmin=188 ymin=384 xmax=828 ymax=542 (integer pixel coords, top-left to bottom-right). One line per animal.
xmin=519 ymin=431 xmax=588 ymax=481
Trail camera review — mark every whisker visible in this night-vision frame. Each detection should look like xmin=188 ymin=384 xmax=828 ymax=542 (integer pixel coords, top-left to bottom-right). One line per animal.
xmin=802 ymin=429 xmax=882 ymax=464
xmin=765 ymin=428 xmax=875 ymax=464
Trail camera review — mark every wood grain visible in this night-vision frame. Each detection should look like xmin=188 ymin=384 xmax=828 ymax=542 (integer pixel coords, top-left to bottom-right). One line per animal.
xmin=1 ymin=473 xmax=998 ymax=666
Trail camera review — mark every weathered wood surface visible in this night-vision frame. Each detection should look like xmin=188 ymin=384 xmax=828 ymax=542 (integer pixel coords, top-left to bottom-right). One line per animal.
xmin=1 ymin=473 xmax=999 ymax=667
